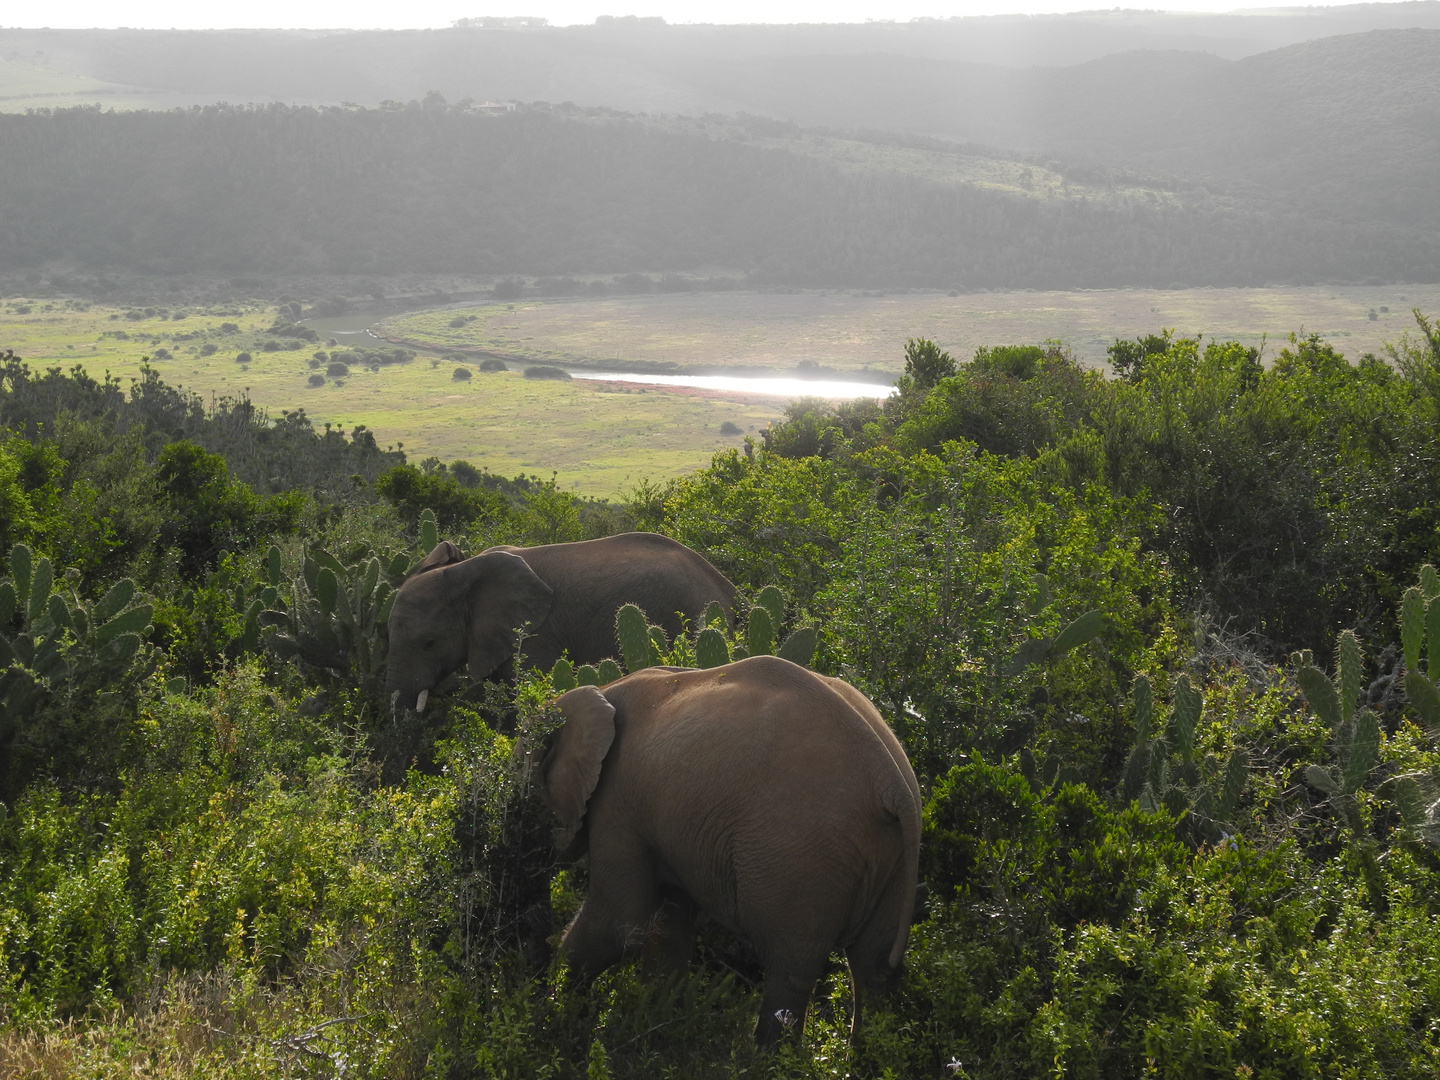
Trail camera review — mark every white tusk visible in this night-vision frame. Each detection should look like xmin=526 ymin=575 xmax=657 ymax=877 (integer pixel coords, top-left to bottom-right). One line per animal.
xmin=415 ymin=689 xmax=429 ymax=713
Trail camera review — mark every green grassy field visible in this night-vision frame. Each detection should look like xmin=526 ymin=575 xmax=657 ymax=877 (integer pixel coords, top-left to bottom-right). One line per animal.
xmin=6 ymin=283 xmax=1436 ymax=497
xmin=750 ymin=130 xmax=1193 ymax=208
xmin=0 ymin=55 xmax=184 ymax=112
xmin=384 ymin=284 xmax=1440 ymax=374
xmin=0 ymin=300 xmax=784 ymax=496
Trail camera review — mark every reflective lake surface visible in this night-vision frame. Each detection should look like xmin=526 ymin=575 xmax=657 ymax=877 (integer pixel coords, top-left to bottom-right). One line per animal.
xmin=303 ymin=311 xmax=895 ymax=399
xmin=303 ymin=313 xmax=389 ymax=337
xmin=570 ymin=371 xmax=894 ymax=399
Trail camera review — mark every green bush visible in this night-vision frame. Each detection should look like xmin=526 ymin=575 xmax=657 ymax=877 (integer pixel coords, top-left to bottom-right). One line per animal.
xmin=523 ymin=365 xmax=571 ymax=381
xmin=753 ymin=323 xmax=1440 ymax=656
xmin=374 ymin=463 xmax=513 ymax=533
xmin=156 ymin=441 xmax=305 ymax=575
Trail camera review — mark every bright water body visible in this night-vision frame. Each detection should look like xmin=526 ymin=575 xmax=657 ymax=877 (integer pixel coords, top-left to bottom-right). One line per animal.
xmin=303 ymin=311 xmax=392 ymax=335
xmin=570 ymin=371 xmax=894 ymax=400
xmin=303 ymin=312 xmax=896 ymax=400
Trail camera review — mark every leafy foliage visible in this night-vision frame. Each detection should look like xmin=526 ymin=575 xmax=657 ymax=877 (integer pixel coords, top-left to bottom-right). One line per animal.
xmin=758 ymin=318 xmax=1440 ymax=656
xmin=3 ymin=332 xmax=1440 ymax=1076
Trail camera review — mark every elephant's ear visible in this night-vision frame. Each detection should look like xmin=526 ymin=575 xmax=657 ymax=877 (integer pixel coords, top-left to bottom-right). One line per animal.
xmin=414 ymin=540 xmax=465 ymax=576
xmin=453 ymin=550 xmax=555 ymax=680
xmin=540 ymin=686 xmax=617 ymax=850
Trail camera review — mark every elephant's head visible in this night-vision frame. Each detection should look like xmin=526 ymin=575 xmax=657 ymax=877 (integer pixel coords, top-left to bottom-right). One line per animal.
xmin=385 ymin=541 xmax=554 ymax=714
xmin=537 ymin=685 xmax=616 ymax=856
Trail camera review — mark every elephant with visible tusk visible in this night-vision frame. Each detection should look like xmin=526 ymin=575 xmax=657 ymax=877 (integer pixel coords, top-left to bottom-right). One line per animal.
xmin=537 ymin=655 xmax=921 ymax=1046
xmin=384 ymin=532 xmax=736 ymax=714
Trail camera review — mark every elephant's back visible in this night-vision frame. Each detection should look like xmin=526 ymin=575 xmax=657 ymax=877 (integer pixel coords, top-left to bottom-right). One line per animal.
xmin=616 ymin=658 xmax=911 ymax=867
xmin=621 ymin=657 xmax=897 ymax=777
xmin=509 ymin=533 xmax=726 ymax=580
xmin=515 ymin=535 xmax=731 ymax=659
xmin=511 ymin=533 xmax=736 ymax=626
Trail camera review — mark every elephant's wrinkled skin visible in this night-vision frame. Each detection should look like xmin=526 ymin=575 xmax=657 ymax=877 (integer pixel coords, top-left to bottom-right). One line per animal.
xmin=539 ymin=656 xmax=921 ymax=1045
xmin=384 ymin=532 xmax=735 ymax=713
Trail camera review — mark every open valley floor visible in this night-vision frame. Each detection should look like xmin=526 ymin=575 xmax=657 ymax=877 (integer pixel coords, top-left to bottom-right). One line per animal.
xmin=4 ymin=282 xmax=1436 ymax=495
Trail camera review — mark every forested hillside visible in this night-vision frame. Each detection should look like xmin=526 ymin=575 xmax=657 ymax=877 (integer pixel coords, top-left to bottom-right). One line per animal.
xmin=2 ymin=312 xmax=1438 ymax=1074
xmin=3 ymin=101 xmax=1436 ymax=288
xmin=7 ymin=16 xmax=1439 ymax=245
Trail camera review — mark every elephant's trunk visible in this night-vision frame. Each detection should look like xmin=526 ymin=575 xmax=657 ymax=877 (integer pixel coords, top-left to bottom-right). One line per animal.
xmin=384 ymin=660 xmax=428 ymax=715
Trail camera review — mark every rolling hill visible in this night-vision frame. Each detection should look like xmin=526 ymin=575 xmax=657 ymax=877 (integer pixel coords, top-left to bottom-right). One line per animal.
xmin=2 ymin=13 xmax=1437 ymax=288
xmin=2 ymin=99 xmax=1434 ymax=288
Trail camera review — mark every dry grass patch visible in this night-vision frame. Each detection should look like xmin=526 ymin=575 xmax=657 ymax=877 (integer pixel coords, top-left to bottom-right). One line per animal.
xmin=383 ymin=285 xmax=1440 ymax=373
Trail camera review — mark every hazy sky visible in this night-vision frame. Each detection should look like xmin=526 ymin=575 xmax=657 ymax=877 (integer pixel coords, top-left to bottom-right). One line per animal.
xmin=8 ymin=3 xmax=1338 ymax=31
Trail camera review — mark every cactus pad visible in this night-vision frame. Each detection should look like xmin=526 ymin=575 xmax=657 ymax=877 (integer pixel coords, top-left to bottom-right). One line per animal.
xmin=551 ymin=658 xmax=576 ymax=692
xmin=616 ymin=603 xmax=654 ymax=672
xmin=696 ymin=627 xmax=729 ymax=669
xmin=756 ymin=585 xmax=784 ymax=628
xmin=746 ymin=605 xmax=775 ymax=657
xmin=776 ymin=626 xmax=817 ymax=667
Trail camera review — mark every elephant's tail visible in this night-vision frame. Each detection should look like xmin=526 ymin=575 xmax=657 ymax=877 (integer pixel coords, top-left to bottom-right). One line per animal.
xmin=882 ymin=774 xmax=922 ymax=970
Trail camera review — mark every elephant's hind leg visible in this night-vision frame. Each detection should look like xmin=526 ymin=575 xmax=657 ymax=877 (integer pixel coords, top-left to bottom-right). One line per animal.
xmin=753 ymin=950 xmax=827 ymax=1046
xmin=844 ymin=918 xmax=906 ymax=1041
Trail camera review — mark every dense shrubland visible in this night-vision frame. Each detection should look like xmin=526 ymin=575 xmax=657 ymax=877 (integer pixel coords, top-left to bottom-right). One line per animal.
xmin=1 ymin=317 xmax=1439 ymax=1077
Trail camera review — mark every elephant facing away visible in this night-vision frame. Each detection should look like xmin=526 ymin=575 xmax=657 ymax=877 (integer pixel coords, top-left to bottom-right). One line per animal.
xmin=538 ymin=656 xmax=921 ymax=1045
xmin=385 ymin=532 xmax=736 ymax=714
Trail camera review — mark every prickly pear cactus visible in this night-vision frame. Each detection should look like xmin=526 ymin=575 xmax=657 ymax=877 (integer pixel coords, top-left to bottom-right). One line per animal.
xmin=261 ymin=541 xmax=400 ymax=684
xmin=419 ymin=508 xmax=439 ymax=555
xmin=698 ymin=585 xmax=818 ymax=670
xmin=616 ymin=603 xmax=655 ymax=673
xmin=756 ymin=586 xmax=784 ymax=629
xmin=0 ymin=543 xmax=158 ymax=777
xmin=573 ymin=583 xmax=819 ymax=690
xmin=695 ymin=627 xmax=730 ymax=669
xmin=1167 ymin=675 xmax=1202 ymax=781
xmin=1003 ymin=609 xmax=1106 ymax=675
xmin=745 ymin=605 xmax=775 ymax=658
xmin=1386 ymin=566 xmax=1440 ymax=847
xmin=550 ymin=657 xmax=576 ymax=692
xmin=1296 ymin=629 xmax=1380 ymax=836
xmin=775 ymin=626 xmax=817 ymax=667
xmin=1121 ymin=674 xmax=1155 ymax=804
xmin=1119 ymin=672 xmax=1249 ymax=845
xmin=613 ymin=604 xmax=685 ymax=675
